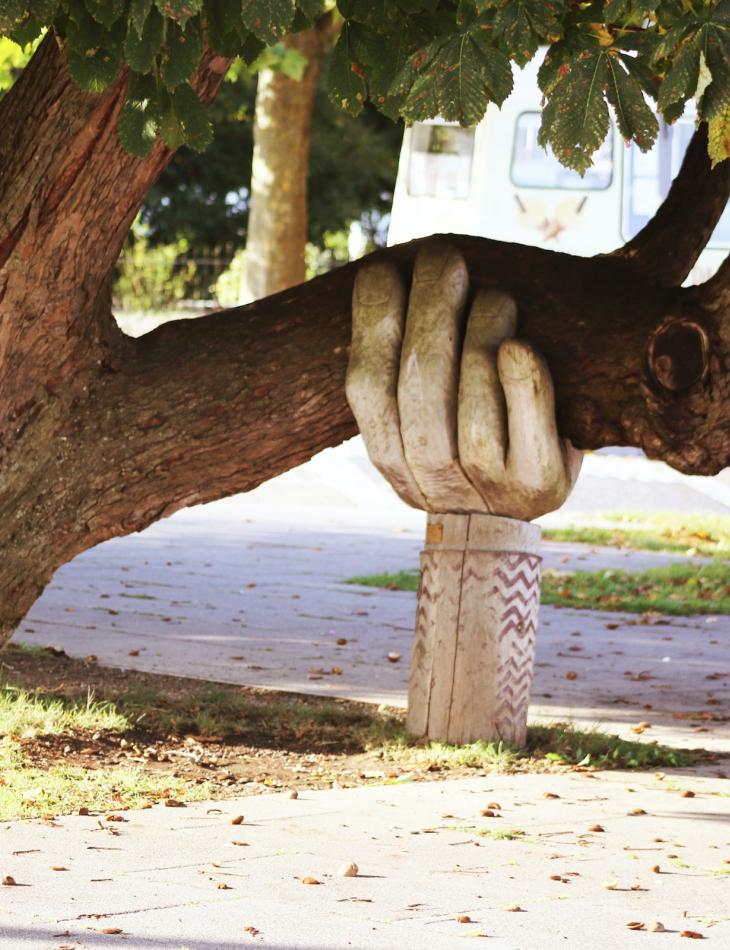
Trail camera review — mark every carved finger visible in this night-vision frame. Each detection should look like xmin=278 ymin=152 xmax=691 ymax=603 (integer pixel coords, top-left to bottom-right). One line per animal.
xmin=498 ymin=339 xmax=575 ymax=518
xmin=346 ymin=261 xmax=428 ymax=509
xmin=398 ymin=244 xmax=487 ymax=512
xmin=458 ymin=289 xmax=517 ymax=509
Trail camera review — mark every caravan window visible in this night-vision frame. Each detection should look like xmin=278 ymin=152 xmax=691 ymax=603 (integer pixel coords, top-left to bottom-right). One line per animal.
xmin=407 ymin=123 xmax=475 ymax=199
xmin=511 ymin=112 xmax=613 ymax=189
xmin=624 ymin=121 xmax=730 ymax=247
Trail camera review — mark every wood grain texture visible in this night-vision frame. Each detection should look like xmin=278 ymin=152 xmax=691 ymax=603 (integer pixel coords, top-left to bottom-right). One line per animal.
xmin=408 ymin=514 xmax=542 ymax=745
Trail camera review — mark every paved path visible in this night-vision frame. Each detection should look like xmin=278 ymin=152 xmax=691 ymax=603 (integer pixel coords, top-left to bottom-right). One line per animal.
xmin=3 ymin=770 xmax=729 ymax=949
xmin=15 ymin=498 xmax=730 ymax=753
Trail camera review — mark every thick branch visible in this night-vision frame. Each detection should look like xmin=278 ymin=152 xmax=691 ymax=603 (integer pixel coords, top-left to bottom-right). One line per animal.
xmin=613 ymin=125 xmax=730 ymax=287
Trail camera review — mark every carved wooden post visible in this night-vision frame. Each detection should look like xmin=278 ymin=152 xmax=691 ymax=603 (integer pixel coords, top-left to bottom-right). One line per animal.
xmin=407 ymin=512 xmax=542 ymax=746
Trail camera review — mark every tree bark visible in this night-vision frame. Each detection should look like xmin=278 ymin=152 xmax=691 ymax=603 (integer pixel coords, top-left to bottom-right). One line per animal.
xmin=243 ymin=16 xmax=337 ymax=301
xmin=1 ymin=34 xmax=729 ymax=647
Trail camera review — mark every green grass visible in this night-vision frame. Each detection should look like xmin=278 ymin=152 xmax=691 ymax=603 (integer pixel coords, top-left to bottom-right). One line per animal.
xmin=346 ymin=561 xmax=730 ymax=615
xmin=0 ymin=737 xmax=210 ymax=820
xmin=542 ymin=510 xmax=730 ymax=559
xmin=0 ymin=686 xmax=129 ymax=738
xmin=379 ymin=722 xmax=694 ymax=772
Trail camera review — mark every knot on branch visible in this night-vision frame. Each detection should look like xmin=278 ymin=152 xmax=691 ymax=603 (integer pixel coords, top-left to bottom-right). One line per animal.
xmin=647 ymin=320 xmax=709 ymax=394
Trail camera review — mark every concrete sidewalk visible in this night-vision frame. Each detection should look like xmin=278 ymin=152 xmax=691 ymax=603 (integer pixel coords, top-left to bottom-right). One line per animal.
xmin=15 ymin=503 xmax=730 ymax=752
xmin=3 ymin=769 xmax=729 ymax=949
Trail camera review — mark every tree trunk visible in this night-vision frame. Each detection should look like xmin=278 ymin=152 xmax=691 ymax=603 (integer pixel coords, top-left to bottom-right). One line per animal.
xmin=1 ymin=34 xmax=729 ymax=647
xmin=243 ymin=17 xmax=337 ymax=301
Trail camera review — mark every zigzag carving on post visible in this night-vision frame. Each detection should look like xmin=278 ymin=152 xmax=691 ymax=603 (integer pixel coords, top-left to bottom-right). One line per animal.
xmin=493 ymin=553 xmax=542 ymax=745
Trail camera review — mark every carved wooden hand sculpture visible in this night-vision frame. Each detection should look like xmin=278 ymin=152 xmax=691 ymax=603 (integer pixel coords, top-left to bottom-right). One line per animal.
xmin=346 ymin=243 xmax=583 ymax=745
xmin=346 ymin=243 xmax=582 ymax=521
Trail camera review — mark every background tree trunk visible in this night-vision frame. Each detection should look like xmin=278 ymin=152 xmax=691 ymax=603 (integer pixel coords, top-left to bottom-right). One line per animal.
xmin=243 ymin=17 xmax=338 ymax=301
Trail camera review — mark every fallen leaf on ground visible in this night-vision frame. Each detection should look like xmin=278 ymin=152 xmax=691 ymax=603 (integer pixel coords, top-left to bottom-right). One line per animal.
xmin=505 ymin=904 xmax=524 ymax=912
xmin=650 ymin=865 xmax=661 ymax=874
xmin=588 ymin=824 xmax=605 ymax=833
xmin=289 ymin=790 xmax=299 ymax=799
xmin=230 ymin=815 xmax=244 ymax=825
xmin=50 ymin=866 xmax=68 ymax=872
xmin=336 ymin=638 xmax=348 ymax=645
xmin=456 ymin=915 xmax=472 ymax=923
xmin=243 ymin=926 xmax=260 ymax=936
xmin=681 ymin=790 xmax=695 ymax=798
xmin=78 ymin=807 xmax=89 ymax=816
xmin=301 ymin=876 xmax=322 ymax=885
xmin=628 ymin=808 xmax=648 ymax=816
xmin=626 ymin=922 xmax=645 ymax=931
xmin=386 ymin=652 xmax=401 ymax=663
xmin=543 ymin=792 xmax=560 ymax=800
xmin=128 ymin=650 xmax=140 ymax=656
xmin=99 ymin=929 xmax=123 ymax=935
xmin=680 ymin=931 xmax=704 ymax=940
xmin=565 ymin=671 xmax=578 ymax=680
xmin=216 ymin=882 xmax=231 ymax=889
xmin=2 ymin=876 xmax=17 ymax=886
xmin=231 ymin=841 xmax=248 ymax=847
xmin=164 ymin=799 xmax=184 ymax=808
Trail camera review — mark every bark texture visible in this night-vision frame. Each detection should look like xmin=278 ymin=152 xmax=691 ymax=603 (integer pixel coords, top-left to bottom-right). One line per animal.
xmin=243 ymin=16 xmax=337 ymax=301
xmin=1 ymin=33 xmax=729 ymax=646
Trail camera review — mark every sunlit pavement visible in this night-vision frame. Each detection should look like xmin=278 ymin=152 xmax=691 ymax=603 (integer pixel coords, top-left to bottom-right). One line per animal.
xmin=15 ymin=441 xmax=730 ymax=752
xmin=3 ymin=770 xmax=729 ymax=949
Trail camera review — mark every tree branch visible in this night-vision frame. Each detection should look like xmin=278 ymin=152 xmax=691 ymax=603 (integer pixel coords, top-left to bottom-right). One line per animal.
xmin=613 ymin=125 xmax=730 ymax=287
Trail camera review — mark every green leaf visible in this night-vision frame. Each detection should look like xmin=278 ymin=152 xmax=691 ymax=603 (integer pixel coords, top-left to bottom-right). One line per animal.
xmin=155 ymin=0 xmax=203 ymax=27
xmin=160 ymin=18 xmax=202 ymax=88
xmin=204 ymin=0 xmax=246 ymax=55
xmin=171 ymin=81 xmax=213 ymax=150
xmin=328 ymin=21 xmax=367 ymax=116
xmin=297 ymin=0 xmax=326 ymax=24
xmin=240 ymin=0 xmax=296 ymax=44
xmin=30 ymin=0 xmax=58 ymax=24
xmin=119 ymin=87 xmax=160 ymax=157
xmin=124 ymin=6 xmax=164 ymax=73
xmin=708 ymin=106 xmax=730 ymax=167
xmin=86 ymin=0 xmax=127 ymax=29
xmin=68 ymin=46 xmax=121 ymax=92
xmin=485 ymin=0 xmax=565 ymax=68
xmin=394 ymin=29 xmax=513 ymax=126
xmin=605 ymin=54 xmax=658 ymax=149
xmin=129 ymin=0 xmax=153 ymax=36
xmin=658 ymin=32 xmax=701 ymax=113
xmin=540 ymin=50 xmax=610 ymax=174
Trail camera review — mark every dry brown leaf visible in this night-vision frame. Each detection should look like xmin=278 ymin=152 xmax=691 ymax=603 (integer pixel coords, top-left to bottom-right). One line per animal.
xmin=2 ymin=876 xmax=17 ymax=886
xmin=565 ymin=671 xmax=578 ymax=680
xmin=230 ymin=815 xmax=244 ymax=825
xmin=50 ymin=866 xmax=68 ymax=872
xmin=128 ymin=650 xmax=140 ymax=656
xmin=164 ymin=799 xmax=184 ymax=808
xmin=456 ymin=914 xmax=472 ymax=923
xmin=480 ymin=809 xmax=496 ymax=818
xmin=301 ymin=876 xmax=322 ymax=885
xmin=543 ymin=792 xmax=560 ymax=800
xmin=99 ymin=928 xmax=123 ymax=935
xmin=289 ymin=790 xmax=299 ymax=799
xmin=681 ymin=790 xmax=695 ymax=798
xmin=628 ymin=808 xmax=647 ymax=816
xmin=216 ymin=882 xmax=231 ymax=890
xmin=231 ymin=840 xmax=249 ymax=847
xmin=243 ymin=926 xmax=260 ymax=936
xmin=105 ymin=814 xmax=125 ymax=822
xmin=588 ymin=824 xmax=605 ymax=832
xmin=626 ymin=922 xmax=645 ymax=931
xmin=336 ymin=638 xmax=348 ymax=645
xmin=680 ymin=931 xmax=704 ymax=940
xmin=650 ymin=865 xmax=661 ymax=874
xmin=505 ymin=904 xmax=524 ymax=912
xmin=486 ymin=801 xmax=501 ymax=810
xmin=78 ymin=807 xmax=89 ymax=816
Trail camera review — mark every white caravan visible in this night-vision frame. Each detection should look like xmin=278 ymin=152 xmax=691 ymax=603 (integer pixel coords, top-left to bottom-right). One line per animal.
xmin=387 ymin=58 xmax=729 ymax=284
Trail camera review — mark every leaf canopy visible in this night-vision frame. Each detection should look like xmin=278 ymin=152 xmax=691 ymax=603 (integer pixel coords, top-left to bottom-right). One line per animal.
xmin=0 ymin=0 xmax=728 ymax=166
